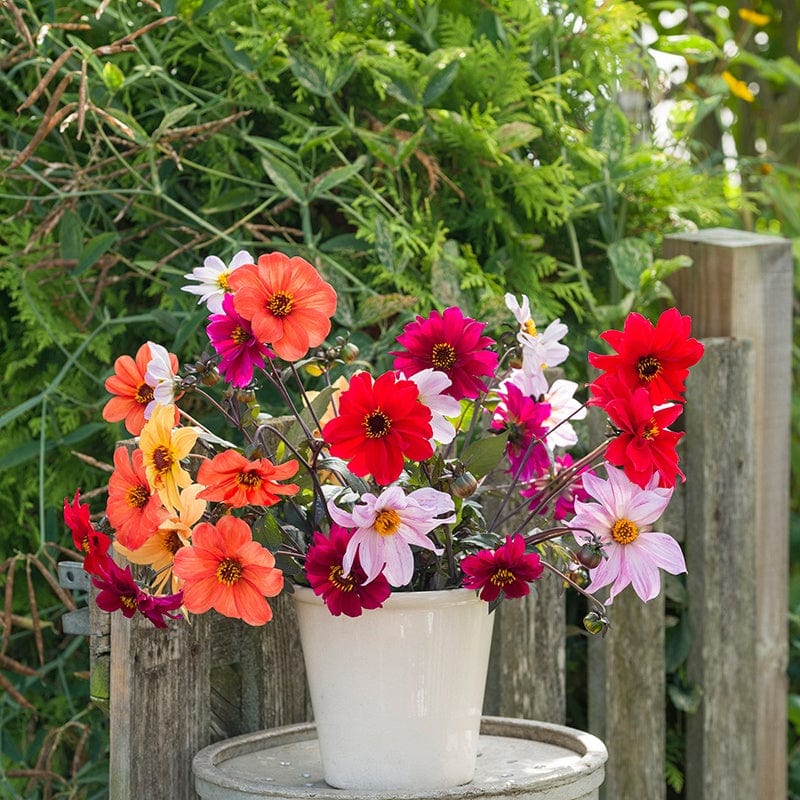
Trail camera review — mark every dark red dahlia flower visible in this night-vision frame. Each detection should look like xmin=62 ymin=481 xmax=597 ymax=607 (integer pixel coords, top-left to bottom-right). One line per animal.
xmin=304 ymin=524 xmax=392 ymax=617
xmin=460 ymin=534 xmax=544 ymax=602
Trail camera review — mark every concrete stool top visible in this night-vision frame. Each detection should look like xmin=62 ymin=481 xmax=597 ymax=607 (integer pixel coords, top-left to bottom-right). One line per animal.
xmin=193 ymin=716 xmax=607 ymax=800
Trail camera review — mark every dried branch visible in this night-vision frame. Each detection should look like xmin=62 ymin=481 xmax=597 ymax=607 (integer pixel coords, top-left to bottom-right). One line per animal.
xmin=25 ymin=558 xmax=45 ymax=666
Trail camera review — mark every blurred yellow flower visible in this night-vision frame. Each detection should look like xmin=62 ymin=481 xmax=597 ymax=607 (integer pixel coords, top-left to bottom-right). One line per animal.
xmin=722 ymin=71 xmax=755 ymax=102
xmin=738 ymin=8 xmax=770 ymax=26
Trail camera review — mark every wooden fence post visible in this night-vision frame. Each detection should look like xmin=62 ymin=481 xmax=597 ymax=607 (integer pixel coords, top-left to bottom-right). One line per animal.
xmin=665 ymin=228 xmax=792 ymax=800
xmin=682 ymin=337 xmax=758 ymax=799
xmin=108 ymin=593 xmax=309 ymax=800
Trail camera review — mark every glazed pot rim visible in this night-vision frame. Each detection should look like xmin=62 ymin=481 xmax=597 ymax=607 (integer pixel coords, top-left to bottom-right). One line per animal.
xmin=291 ymin=583 xmax=484 ymax=609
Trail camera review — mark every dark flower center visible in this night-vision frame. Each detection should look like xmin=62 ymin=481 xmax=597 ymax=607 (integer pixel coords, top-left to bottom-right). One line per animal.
xmin=216 ymin=558 xmax=243 ymax=586
xmin=267 ymin=291 xmax=294 ymax=318
xmin=636 ymin=355 xmax=662 ymax=382
xmin=611 ymin=518 xmax=639 ymax=545
xmin=152 ymin=445 xmax=174 ymax=474
xmin=363 ymin=409 xmax=391 ymax=439
xmin=126 ymin=484 xmax=150 ymax=510
xmin=490 ymin=568 xmax=516 ymax=587
xmin=164 ymin=531 xmax=183 ymax=555
xmin=135 ymin=383 xmax=154 ymax=406
xmin=431 ymin=342 xmax=456 ymax=371
xmin=231 ymin=325 xmax=250 ymax=345
xmin=328 ymin=564 xmax=355 ymax=592
xmin=236 ymin=471 xmax=263 ymax=488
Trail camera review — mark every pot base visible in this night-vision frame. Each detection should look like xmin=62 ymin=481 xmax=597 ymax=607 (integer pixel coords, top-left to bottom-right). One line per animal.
xmin=193 ymin=717 xmax=608 ymax=799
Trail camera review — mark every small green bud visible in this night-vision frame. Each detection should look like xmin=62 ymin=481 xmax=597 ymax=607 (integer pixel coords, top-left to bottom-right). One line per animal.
xmin=451 ymin=471 xmax=479 ymax=499
xmin=340 ymin=342 xmax=360 ymax=364
xmin=576 ymin=542 xmax=603 ymax=570
xmin=583 ymin=611 xmax=608 ymax=636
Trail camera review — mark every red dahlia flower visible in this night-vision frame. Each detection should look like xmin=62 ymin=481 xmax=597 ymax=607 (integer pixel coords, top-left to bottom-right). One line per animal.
xmin=63 ymin=490 xmax=112 ymax=576
xmin=588 ymin=308 xmax=704 ymax=406
xmin=461 ymin=534 xmax=544 ymax=602
xmin=604 ymin=386 xmax=685 ymax=489
xmin=304 ymin=524 xmax=391 ymax=617
xmin=321 ymin=371 xmax=434 ymax=485
xmin=391 ymin=307 xmax=499 ymax=400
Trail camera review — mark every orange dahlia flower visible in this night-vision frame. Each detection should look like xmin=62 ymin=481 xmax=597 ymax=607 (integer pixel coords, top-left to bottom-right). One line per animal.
xmin=139 ymin=404 xmax=199 ymax=512
xmin=197 ymin=449 xmax=299 ymax=508
xmin=106 ymin=447 xmax=169 ymax=550
xmin=172 ymin=515 xmax=283 ymax=626
xmin=102 ymin=343 xmax=179 ymax=435
xmin=227 ymin=252 xmax=337 ymax=362
xmin=115 ymin=483 xmax=206 ymax=595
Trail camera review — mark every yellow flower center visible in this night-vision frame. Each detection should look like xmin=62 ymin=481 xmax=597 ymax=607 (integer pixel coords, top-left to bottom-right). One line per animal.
xmin=236 ymin=471 xmax=263 ymax=488
xmin=431 ymin=342 xmax=456 ymax=371
xmin=374 ymin=509 xmax=401 ymax=537
xmin=216 ymin=558 xmax=243 ymax=586
xmin=363 ymin=409 xmax=391 ymax=439
xmin=120 ymin=594 xmax=138 ymax=610
xmin=230 ymin=325 xmax=249 ymax=345
xmin=523 ymin=319 xmax=537 ymax=337
xmin=216 ymin=272 xmax=231 ymax=291
xmin=642 ymin=419 xmax=660 ymax=440
xmin=126 ymin=484 xmax=150 ymax=510
xmin=636 ymin=355 xmax=662 ymax=383
xmin=152 ymin=445 xmax=174 ymax=474
xmin=490 ymin=568 xmax=516 ymax=587
xmin=611 ymin=518 xmax=639 ymax=545
xmin=328 ymin=564 xmax=355 ymax=592
xmin=267 ymin=291 xmax=294 ymax=318
xmin=135 ymin=382 xmax=154 ymax=406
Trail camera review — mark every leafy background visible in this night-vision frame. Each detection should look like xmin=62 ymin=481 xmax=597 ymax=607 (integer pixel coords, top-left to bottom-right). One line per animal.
xmin=0 ymin=1 xmax=797 ymax=797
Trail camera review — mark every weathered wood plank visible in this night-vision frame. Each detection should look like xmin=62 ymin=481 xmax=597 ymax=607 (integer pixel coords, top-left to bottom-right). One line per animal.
xmin=588 ymin=585 xmax=665 ymax=800
xmin=682 ymin=337 xmax=757 ymax=799
xmin=665 ymin=228 xmax=792 ymax=800
xmin=484 ymin=573 xmax=566 ymax=724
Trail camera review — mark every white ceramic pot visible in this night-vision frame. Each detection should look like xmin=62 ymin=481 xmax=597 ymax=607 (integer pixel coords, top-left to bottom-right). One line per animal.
xmin=293 ymin=585 xmax=495 ymax=791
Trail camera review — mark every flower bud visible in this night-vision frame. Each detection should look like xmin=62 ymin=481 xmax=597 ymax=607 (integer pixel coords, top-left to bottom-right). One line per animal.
xmin=576 ymin=542 xmax=603 ymax=570
xmin=583 ymin=611 xmax=607 ymax=636
xmin=451 ymin=471 xmax=479 ymax=499
xmin=201 ymin=367 xmax=221 ymax=387
xmin=236 ymin=389 xmax=256 ymax=404
xmin=340 ymin=342 xmax=360 ymax=364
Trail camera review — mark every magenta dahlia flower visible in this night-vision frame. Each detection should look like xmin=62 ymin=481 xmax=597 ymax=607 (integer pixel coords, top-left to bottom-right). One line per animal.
xmin=304 ymin=524 xmax=392 ymax=616
xmin=461 ymin=534 xmax=544 ymax=602
xmin=391 ymin=306 xmax=499 ymax=400
xmin=491 ymin=383 xmax=551 ymax=482
xmin=206 ymin=293 xmax=274 ymax=387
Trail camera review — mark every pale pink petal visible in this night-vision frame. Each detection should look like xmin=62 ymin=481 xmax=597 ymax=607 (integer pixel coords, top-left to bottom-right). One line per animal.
xmin=637 ymin=532 xmax=687 ymax=575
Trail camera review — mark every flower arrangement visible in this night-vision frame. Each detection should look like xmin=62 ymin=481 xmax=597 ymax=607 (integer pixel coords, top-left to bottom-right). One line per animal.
xmin=64 ymin=251 xmax=704 ymax=631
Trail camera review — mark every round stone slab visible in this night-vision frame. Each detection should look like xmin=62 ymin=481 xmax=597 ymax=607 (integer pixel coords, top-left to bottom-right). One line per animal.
xmin=193 ymin=717 xmax=607 ymax=800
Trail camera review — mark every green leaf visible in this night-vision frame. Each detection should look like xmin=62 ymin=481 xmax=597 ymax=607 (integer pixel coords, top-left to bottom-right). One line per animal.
xmin=307 ymin=156 xmax=368 ymax=200
xmin=289 ymin=56 xmax=329 ymax=97
xmin=200 ymin=187 xmax=260 ymax=215
xmin=155 ymin=104 xmax=197 ymax=137
xmin=422 ymin=60 xmax=460 ymax=106
xmin=384 ymin=78 xmax=418 ymax=106
xmin=75 ymin=232 xmax=117 ymax=275
xmin=218 ymin=35 xmax=255 ymax=72
xmin=461 ymin=432 xmax=509 ymax=480
xmin=282 ymin=385 xmax=338 ymax=449
xmin=430 ymin=239 xmax=465 ymax=307
xmin=355 ymin=293 xmax=417 ymax=327
xmin=260 ymin=154 xmax=306 ymax=204
xmin=664 ymin=611 xmax=691 ymax=672
xmin=494 ymin=121 xmax=541 ymax=152
xmin=608 ymin=237 xmax=652 ymax=291
xmin=591 ymin=104 xmax=630 ymax=166
xmin=655 ymin=34 xmax=721 ymax=63
xmin=59 ymin=211 xmax=82 ymax=262
xmin=667 ymin=681 xmax=703 ymax=714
